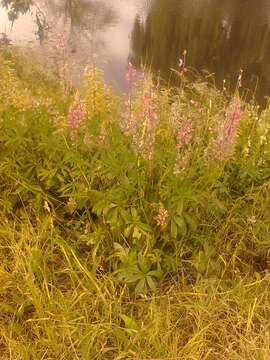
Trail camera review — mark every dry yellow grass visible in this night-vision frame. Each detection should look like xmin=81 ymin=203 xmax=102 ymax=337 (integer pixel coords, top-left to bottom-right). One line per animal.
xmin=0 ymin=218 xmax=270 ymax=360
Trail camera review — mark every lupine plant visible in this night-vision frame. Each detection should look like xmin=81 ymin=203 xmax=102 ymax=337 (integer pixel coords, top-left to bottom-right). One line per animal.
xmin=1 ymin=51 xmax=270 ymax=296
xmin=120 ymin=63 xmax=159 ymax=160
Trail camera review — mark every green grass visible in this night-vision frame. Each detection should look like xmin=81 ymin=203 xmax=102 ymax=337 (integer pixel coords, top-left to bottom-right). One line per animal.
xmin=0 ymin=50 xmax=270 ymax=359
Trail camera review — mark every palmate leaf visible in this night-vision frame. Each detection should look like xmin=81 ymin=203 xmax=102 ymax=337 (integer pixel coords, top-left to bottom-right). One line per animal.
xmin=138 ymin=253 xmax=151 ymax=273
xmin=135 ymin=278 xmax=147 ymax=294
xmin=146 ymin=275 xmax=157 ymax=292
xmin=114 ymin=249 xmax=161 ymax=294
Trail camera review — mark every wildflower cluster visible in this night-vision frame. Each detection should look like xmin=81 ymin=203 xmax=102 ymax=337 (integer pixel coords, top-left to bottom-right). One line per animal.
xmin=178 ymin=49 xmax=188 ymax=77
xmin=120 ymin=63 xmax=159 ymax=160
xmin=56 ymin=33 xmax=67 ymax=52
xmin=84 ymin=65 xmax=114 ymax=117
xmin=125 ymin=61 xmax=137 ymax=85
xmin=155 ymin=203 xmax=169 ymax=228
xmin=136 ymin=78 xmax=159 ymax=159
xmin=174 ymin=119 xmax=193 ymax=174
xmin=213 ymin=96 xmax=242 ymax=160
xmin=120 ymin=98 xmax=136 ymax=137
xmin=170 ymin=99 xmax=194 ymax=175
xmin=176 ymin=121 xmax=193 ymax=150
xmin=67 ymin=93 xmax=86 ymax=144
xmin=0 ymin=57 xmax=31 ymax=112
xmin=98 ymin=123 xmax=108 ymax=146
xmin=2 ymin=53 xmax=270 ymax=304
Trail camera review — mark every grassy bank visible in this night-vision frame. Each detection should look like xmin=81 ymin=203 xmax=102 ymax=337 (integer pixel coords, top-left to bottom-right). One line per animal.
xmin=0 ymin=51 xmax=270 ymax=359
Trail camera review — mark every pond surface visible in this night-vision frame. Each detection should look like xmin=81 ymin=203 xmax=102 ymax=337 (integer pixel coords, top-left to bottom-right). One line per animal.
xmin=1 ymin=0 xmax=270 ymax=101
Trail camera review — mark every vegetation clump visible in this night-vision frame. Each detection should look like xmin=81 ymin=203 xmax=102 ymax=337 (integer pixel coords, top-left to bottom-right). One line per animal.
xmin=0 ymin=51 xmax=270 ymax=359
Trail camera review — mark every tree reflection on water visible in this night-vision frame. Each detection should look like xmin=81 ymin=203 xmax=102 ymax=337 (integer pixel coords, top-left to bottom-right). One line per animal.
xmin=1 ymin=0 xmax=117 ymax=44
xmin=1 ymin=0 xmax=32 ymax=21
xmin=131 ymin=0 xmax=270 ymax=103
xmin=2 ymin=0 xmax=270 ymax=102
xmin=45 ymin=0 xmax=117 ymax=53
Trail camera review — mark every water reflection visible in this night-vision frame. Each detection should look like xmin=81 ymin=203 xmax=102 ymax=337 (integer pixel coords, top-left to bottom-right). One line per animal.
xmin=130 ymin=0 xmax=270 ymax=103
xmin=0 ymin=0 xmax=143 ymax=89
xmin=1 ymin=0 xmax=270 ymax=101
xmin=1 ymin=0 xmax=32 ymax=21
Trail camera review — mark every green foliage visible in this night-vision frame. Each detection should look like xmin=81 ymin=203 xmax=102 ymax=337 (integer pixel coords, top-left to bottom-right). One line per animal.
xmin=1 ymin=52 xmax=270 ymax=299
xmin=1 ymin=51 xmax=270 ymax=360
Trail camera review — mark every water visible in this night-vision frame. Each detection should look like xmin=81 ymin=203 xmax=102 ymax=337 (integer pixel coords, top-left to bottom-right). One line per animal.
xmin=1 ymin=0 xmax=270 ymax=101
